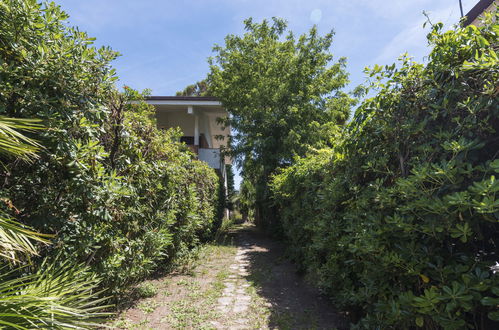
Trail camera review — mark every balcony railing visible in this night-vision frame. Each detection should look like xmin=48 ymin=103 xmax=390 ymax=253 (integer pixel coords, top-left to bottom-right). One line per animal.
xmin=198 ymin=148 xmax=222 ymax=170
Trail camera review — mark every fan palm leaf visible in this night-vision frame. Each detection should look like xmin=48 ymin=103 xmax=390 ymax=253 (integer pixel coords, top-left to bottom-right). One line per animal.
xmin=0 ymin=118 xmax=112 ymax=328
xmin=0 ymin=260 xmax=111 ymax=329
xmin=0 ymin=116 xmax=49 ymax=262
xmin=0 ymin=215 xmax=52 ymax=263
xmin=0 ymin=116 xmax=43 ymax=161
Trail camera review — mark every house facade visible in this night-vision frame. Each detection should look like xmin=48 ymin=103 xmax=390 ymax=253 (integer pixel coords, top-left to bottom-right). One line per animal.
xmin=145 ymin=96 xmax=231 ymax=180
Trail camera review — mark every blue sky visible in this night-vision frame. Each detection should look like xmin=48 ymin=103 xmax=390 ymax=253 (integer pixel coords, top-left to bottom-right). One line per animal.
xmin=56 ymin=0 xmax=479 ymax=188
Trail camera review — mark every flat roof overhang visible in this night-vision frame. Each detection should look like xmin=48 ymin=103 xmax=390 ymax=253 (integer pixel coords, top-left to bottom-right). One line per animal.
xmin=145 ymin=96 xmax=222 ymax=107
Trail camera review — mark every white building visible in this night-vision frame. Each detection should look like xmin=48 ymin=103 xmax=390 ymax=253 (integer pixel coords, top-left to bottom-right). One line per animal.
xmin=145 ymin=96 xmax=231 ymax=180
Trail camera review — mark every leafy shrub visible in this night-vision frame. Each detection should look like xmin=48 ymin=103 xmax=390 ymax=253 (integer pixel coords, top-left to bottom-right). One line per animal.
xmin=272 ymin=13 xmax=499 ymax=329
xmin=0 ymin=0 xmax=220 ymax=300
xmin=0 ymin=115 xmax=110 ymax=328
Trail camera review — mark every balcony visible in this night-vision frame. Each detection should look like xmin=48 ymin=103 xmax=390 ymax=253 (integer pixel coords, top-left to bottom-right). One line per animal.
xmin=198 ymin=148 xmax=222 ymax=170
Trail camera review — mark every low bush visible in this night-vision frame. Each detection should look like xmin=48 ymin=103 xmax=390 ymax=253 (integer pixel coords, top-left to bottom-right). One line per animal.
xmin=272 ymin=13 xmax=499 ymax=329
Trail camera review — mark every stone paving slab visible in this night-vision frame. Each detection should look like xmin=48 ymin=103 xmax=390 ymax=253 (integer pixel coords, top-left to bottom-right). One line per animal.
xmin=211 ymin=242 xmax=253 ymax=329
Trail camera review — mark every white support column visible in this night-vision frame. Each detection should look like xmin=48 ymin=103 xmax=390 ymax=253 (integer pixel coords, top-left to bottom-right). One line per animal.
xmin=194 ymin=115 xmax=199 ymax=146
xmin=203 ymin=113 xmax=213 ymax=148
xmin=187 ymin=105 xmax=199 ymax=146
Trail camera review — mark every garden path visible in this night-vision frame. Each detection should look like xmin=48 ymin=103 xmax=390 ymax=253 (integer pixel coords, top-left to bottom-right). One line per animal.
xmin=110 ymin=224 xmax=346 ymax=329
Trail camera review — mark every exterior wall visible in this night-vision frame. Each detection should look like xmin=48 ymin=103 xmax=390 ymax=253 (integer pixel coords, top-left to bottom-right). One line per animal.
xmin=206 ymin=112 xmax=229 ymax=149
xmin=155 ymin=109 xmax=229 ymax=152
xmin=156 ymin=111 xmax=195 ymax=136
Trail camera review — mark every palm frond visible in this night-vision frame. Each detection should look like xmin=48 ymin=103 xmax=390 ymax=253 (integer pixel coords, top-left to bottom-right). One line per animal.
xmin=0 ymin=260 xmax=112 ymax=329
xmin=0 ymin=116 xmax=49 ymax=262
xmin=0 ymin=215 xmax=52 ymax=263
xmin=0 ymin=116 xmax=43 ymax=161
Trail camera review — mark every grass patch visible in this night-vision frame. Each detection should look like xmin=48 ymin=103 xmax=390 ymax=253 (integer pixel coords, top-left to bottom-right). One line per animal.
xmin=135 ymin=282 xmax=158 ymax=298
xmin=246 ymin=262 xmax=273 ymax=285
xmin=108 ymin=229 xmax=239 ymax=329
xmin=245 ymin=278 xmax=271 ymax=328
xmin=162 ymin=300 xmax=209 ymax=329
xmin=137 ymin=300 xmax=159 ymax=314
xmin=112 ymin=317 xmax=150 ymax=329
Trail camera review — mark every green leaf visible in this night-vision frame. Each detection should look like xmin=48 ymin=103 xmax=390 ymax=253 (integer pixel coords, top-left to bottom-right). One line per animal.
xmin=481 ymin=297 xmax=499 ymax=306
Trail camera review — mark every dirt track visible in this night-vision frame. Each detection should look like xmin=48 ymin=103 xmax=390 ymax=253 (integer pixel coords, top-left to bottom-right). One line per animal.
xmin=110 ymin=224 xmax=346 ymax=329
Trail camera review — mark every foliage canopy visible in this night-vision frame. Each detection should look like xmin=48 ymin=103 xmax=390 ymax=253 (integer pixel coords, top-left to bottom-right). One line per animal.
xmin=209 ymin=17 xmax=353 ymax=229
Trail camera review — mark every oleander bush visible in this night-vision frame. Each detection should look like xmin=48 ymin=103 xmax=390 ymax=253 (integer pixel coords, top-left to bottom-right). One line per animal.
xmin=0 ymin=0 xmax=220 ymax=301
xmin=272 ymin=13 xmax=499 ymax=329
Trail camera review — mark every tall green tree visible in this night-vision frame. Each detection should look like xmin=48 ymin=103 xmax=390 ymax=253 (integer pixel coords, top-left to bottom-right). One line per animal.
xmin=176 ymin=79 xmax=210 ymax=96
xmin=208 ymin=18 xmax=353 ymax=229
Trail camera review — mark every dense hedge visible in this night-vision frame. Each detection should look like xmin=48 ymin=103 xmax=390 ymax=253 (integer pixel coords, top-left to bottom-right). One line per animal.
xmin=0 ymin=0 xmax=220 ymax=297
xmin=272 ymin=14 xmax=499 ymax=329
